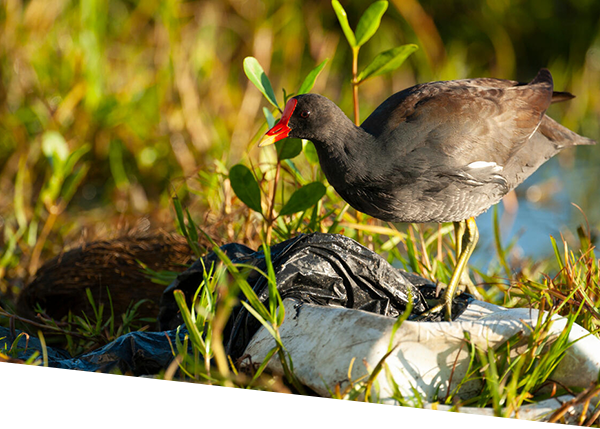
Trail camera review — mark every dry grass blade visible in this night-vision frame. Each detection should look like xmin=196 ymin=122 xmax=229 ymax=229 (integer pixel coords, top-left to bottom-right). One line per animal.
xmin=547 ymin=383 xmax=600 ymax=424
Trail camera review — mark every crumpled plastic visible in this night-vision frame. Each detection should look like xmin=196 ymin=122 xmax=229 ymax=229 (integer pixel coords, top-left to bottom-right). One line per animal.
xmin=3 ymin=232 xmax=472 ymax=373
xmin=158 ymin=232 xmax=472 ymax=360
xmin=0 ymin=326 xmax=186 ymax=375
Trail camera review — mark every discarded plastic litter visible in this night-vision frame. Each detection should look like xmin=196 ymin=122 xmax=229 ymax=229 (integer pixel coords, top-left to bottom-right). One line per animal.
xmin=5 ymin=232 xmax=600 ymax=422
xmin=243 ymin=297 xmax=600 ymax=404
xmin=0 ymin=325 xmax=187 ymax=375
xmin=158 ymin=232 xmax=473 ymax=359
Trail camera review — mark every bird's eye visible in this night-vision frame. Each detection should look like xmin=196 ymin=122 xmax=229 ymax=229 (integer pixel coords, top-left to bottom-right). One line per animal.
xmin=300 ymin=110 xmax=310 ymax=119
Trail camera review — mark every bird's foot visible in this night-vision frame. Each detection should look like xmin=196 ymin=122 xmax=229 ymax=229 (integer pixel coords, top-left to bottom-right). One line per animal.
xmin=414 ymin=284 xmax=463 ymax=322
xmin=413 ymin=303 xmax=445 ymax=322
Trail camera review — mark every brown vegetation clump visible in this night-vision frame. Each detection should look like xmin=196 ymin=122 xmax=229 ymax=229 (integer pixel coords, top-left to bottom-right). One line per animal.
xmin=16 ymin=231 xmax=197 ymax=328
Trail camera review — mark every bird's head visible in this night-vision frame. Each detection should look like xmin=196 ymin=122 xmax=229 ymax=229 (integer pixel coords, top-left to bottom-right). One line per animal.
xmin=259 ymin=94 xmax=341 ymax=147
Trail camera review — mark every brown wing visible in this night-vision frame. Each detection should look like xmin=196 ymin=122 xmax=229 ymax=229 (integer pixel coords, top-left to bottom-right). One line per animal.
xmin=362 ymin=69 xmax=554 ymax=168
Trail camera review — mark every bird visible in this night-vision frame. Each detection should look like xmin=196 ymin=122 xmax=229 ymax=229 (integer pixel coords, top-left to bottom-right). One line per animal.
xmin=258 ymin=68 xmax=595 ymax=321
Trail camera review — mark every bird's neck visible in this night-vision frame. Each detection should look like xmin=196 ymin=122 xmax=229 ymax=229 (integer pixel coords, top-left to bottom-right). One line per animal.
xmin=312 ymin=122 xmax=379 ymax=191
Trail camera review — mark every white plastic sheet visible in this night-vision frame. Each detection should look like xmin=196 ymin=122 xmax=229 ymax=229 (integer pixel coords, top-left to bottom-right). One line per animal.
xmin=243 ymin=297 xmax=600 ymax=418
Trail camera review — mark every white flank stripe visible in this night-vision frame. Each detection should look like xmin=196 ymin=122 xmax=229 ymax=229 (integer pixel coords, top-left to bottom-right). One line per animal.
xmin=467 ymin=161 xmax=503 ymax=171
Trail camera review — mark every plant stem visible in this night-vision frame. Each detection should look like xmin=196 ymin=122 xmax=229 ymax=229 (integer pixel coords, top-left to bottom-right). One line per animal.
xmin=0 ymin=307 xmax=88 ymax=339
xmin=265 ymin=161 xmax=282 ymax=244
xmin=211 ymin=293 xmax=235 ymax=384
xmin=351 ymin=47 xmax=360 ymax=126
xmin=28 ymin=201 xmax=65 ymax=275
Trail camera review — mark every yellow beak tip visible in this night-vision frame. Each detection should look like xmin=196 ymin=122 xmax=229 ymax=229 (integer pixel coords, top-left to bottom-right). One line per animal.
xmin=258 ymin=134 xmax=277 ymax=147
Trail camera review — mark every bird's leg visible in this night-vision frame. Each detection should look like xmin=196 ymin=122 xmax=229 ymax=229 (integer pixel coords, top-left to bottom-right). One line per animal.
xmin=435 ymin=221 xmax=467 ymax=298
xmin=454 ymin=220 xmax=481 ymax=299
xmin=454 ymin=221 xmax=465 ymax=259
xmin=415 ymin=217 xmax=479 ymax=321
xmin=442 ymin=217 xmax=479 ymax=320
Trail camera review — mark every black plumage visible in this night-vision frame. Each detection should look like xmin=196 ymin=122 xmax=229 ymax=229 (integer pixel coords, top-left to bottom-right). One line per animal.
xmin=262 ymin=69 xmax=593 ymax=223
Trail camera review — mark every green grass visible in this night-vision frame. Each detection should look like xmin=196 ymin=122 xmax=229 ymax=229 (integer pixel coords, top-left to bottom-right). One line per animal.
xmin=1 ymin=0 xmax=600 ymax=423
xmin=161 ymin=200 xmax=600 ymax=421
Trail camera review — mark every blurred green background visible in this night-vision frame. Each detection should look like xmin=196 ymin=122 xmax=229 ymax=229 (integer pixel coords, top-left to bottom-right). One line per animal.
xmin=1 ymin=0 xmax=599 ymax=291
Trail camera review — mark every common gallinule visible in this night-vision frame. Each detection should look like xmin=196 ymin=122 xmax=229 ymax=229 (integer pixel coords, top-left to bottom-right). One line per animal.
xmin=259 ymin=69 xmax=595 ymax=320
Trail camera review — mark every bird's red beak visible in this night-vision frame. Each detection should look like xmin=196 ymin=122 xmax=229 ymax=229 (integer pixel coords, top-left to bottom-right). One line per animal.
xmin=258 ymin=98 xmax=297 ymax=147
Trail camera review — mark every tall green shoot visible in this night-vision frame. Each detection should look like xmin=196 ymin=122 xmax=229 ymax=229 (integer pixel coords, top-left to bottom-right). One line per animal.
xmin=332 ymin=0 xmax=417 ymax=124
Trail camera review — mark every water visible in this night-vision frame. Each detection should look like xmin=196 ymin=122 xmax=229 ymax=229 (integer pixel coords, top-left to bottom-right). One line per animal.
xmin=473 ymin=150 xmax=598 ymax=271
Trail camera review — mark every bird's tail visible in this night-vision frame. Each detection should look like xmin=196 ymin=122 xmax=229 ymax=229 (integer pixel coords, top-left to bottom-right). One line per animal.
xmin=540 ymin=115 xmax=596 ymax=147
xmin=531 ymin=68 xmax=596 ymax=146
xmin=551 ymin=91 xmax=575 ymax=104
xmin=530 ymin=68 xmax=553 ymax=90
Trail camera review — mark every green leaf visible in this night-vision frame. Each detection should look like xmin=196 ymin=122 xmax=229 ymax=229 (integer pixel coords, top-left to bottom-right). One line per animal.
xmin=241 ymin=301 xmax=278 ymax=340
xmin=210 ymin=245 xmax=273 ymax=325
xmin=332 ymin=0 xmax=357 ymax=47
xmin=276 ymin=138 xmax=303 ymax=160
xmin=61 ymin=164 xmax=89 ymax=204
xmin=173 ymin=290 xmax=206 ymax=355
xmin=388 ymin=291 xmax=412 ymax=352
xmin=63 ymin=143 xmax=91 ymax=177
xmin=251 ymin=345 xmax=280 ymax=383
xmin=263 ymin=107 xmax=276 ymax=128
xmin=262 ymin=243 xmax=279 ymax=320
xmin=357 ymin=44 xmax=418 ymax=83
xmin=185 ymin=208 xmax=199 ymax=244
xmin=109 ymin=140 xmax=129 ymax=190
xmin=297 ymin=59 xmax=329 ymax=94
xmin=243 ymin=56 xmax=279 ymax=110
xmin=302 ymin=140 xmax=319 ymax=165
xmin=355 ymin=1 xmax=388 ymax=47
xmin=172 ymin=196 xmax=187 ymax=237
xmin=14 ymin=156 xmax=27 ymax=229
xmin=283 ymin=158 xmax=305 ymax=184
xmin=229 ymin=164 xmax=263 ymax=214
xmin=279 ymin=182 xmax=326 ymax=216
